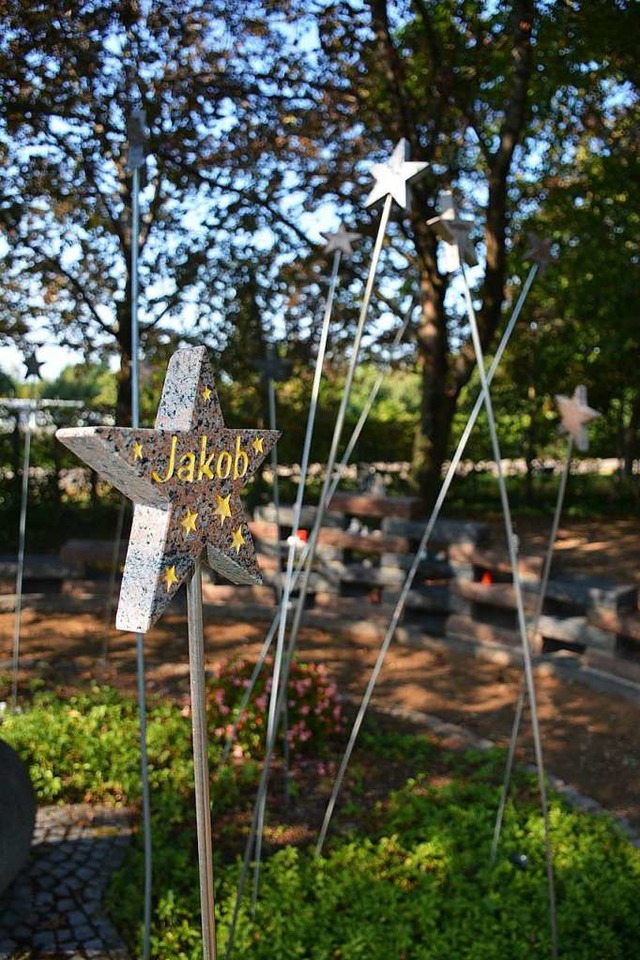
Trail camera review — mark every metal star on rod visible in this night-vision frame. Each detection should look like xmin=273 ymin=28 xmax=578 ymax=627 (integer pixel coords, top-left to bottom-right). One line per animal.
xmin=555 ymin=385 xmax=600 ymax=452
xmin=427 ymin=190 xmax=478 ymax=270
xmin=525 ymin=233 xmax=554 ymax=276
xmin=127 ymin=105 xmax=148 ymax=172
xmin=365 ymin=138 xmax=429 ymax=210
xmin=56 ymin=346 xmax=279 ymax=633
xmin=321 ymin=224 xmax=362 ymax=258
xmin=24 ymin=352 xmax=44 ymax=380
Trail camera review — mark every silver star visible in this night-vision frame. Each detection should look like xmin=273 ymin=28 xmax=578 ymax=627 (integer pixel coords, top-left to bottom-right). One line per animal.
xmin=365 ymin=138 xmax=429 ymax=210
xmin=321 ymin=224 xmax=362 ymax=258
xmin=525 ymin=234 xmax=554 ymax=276
xmin=427 ymin=191 xmax=478 ymax=271
xmin=555 ymin=385 xmax=600 ymax=452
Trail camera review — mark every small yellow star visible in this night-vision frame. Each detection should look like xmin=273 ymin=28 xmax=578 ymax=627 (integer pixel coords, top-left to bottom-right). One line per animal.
xmin=132 ymin=442 xmax=144 ymax=461
xmin=163 ymin=566 xmax=179 ymax=592
xmin=179 ymin=509 xmax=198 ymax=535
xmin=231 ymin=526 xmax=245 ymax=553
xmin=252 ymin=436 xmax=264 ymax=454
xmin=214 ymin=493 xmax=232 ymax=526
xmin=202 ymin=386 xmax=212 ymax=402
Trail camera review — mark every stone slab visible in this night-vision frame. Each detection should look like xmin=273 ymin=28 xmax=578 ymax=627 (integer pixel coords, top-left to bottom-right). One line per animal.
xmin=0 ymin=741 xmax=36 ymax=895
xmin=380 ymin=517 xmax=490 ymax=547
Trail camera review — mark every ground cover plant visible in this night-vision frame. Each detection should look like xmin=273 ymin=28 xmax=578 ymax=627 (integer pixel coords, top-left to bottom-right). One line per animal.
xmin=1 ymin=669 xmax=639 ymax=959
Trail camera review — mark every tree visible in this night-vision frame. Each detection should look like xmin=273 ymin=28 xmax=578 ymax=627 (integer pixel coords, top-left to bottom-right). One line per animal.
xmin=242 ymin=0 xmax=637 ymax=502
xmin=503 ymin=69 xmax=639 ymax=476
xmin=2 ymin=0 xmax=637 ymax=508
xmin=0 ymin=0 xmax=317 ymax=423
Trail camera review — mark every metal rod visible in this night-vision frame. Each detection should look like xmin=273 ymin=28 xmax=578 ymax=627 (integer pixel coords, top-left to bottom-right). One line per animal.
xmin=250 ymin=248 xmax=343 ymax=913
xmin=228 ymin=202 xmax=392 ymax=953
xmin=490 ymin=439 xmax=573 ymax=865
xmin=136 ymin=631 xmax=153 ymax=958
xmin=315 ymin=265 xmax=538 ymax=855
xmin=220 ymin=250 xmax=343 ymax=770
xmin=187 ymin=561 xmax=217 ymax=959
xmin=131 ymin=165 xmax=141 ymax=429
xmin=131 ymin=160 xmax=152 ymax=960
xmin=280 ymin=195 xmax=394 ymax=684
xmin=252 ymin=199 xmax=393 ymax=901
xmin=220 ymin=293 xmax=416 ymax=769
xmin=458 ymin=263 xmax=558 ymax=958
xmin=10 ymin=406 xmax=33 ymax=713
xmin=267 ymin=371 xmax=284 ymax=605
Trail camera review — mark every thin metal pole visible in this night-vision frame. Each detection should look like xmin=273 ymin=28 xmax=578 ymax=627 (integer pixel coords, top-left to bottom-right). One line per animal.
xmin=131 ymin=165 xmax=141 ymax=429
xmin=252 ymin=199 xmax=393 ymax=903
xmin=315 ymin=266 xmax=538 ymax=855
xmin=266 ymin=370 xmax=283 ymax=604
xmin=187 ymin=561 xmax=217 ymax=960
xmin=131 ymin=159 xmax=152 ymax=960
xmin=220 ymin=251 xmax=343 ymax=769
xmin=136 ymin=632 xmax=152 ymax=958
xmin=10 ymin=406 xmax=34 ymax=713
xmin=279 ymin=195 xmax=394 ymax=681
xmin=228 ymin=200 xmax=392 ymax=953
xmin=250 ymin=248 xmax=342 ymax=912
xmin=490 ymin=439 xmax=573 ymax=865
xmin=458 ymin=263 xmax=558 ymax=958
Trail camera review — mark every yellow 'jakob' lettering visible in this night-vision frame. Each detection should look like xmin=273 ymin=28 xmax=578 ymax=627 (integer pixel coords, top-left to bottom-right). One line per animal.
xmin=216 ymin=450 xmax=232 ymax=479
xmin=177 ymin=452 xmax=196 ymax=483
xmin=152 ymin=436 xmax=177 ymax=484
xmin=234 ymin=435 xmax=248 ymax=478
xmin=152 ymin=433 xmax=251 ymax=486
xmin=197 ymin=435 xmax=215 ymax=480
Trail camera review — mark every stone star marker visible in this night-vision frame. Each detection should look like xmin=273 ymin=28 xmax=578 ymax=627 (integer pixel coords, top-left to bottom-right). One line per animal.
xmin=57 ymin=345 xmax=278 ymax=960
xmin=57 ymin=346 xmax=279 ymax=633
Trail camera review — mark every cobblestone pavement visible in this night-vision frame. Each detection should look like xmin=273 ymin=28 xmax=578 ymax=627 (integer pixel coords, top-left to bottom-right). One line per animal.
xmin=0 ymin=804 xmax=133 ymax=960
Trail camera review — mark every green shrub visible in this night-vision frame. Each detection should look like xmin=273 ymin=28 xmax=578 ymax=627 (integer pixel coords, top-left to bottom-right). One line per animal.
xmin=4 ymin=684 xmax=640 ymax=959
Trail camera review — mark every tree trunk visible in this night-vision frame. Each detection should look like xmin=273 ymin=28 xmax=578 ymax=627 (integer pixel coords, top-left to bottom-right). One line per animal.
xmin=623 ymin=392 xmax=640 ymax=479
xmin=411 ymin=262 xmax=456 ymax=506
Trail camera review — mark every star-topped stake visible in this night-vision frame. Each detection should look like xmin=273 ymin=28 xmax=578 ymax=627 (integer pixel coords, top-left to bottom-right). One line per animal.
xmin=321 ymin=224 xmax=362 ymax=258
xmin=555 ymin=385 xmax=600 ymax=452
xmin=427 ymin=190 xmax=478 ymax=271
xmin=56 ymin=346 xmax=279 ymax=633
xmin=24 ymin=352 xmax=44 ymax=380
xmin=365 ymin=138 xmax=428 ymax=210
xmin=525 ymin=233 xmax=555 ymax=276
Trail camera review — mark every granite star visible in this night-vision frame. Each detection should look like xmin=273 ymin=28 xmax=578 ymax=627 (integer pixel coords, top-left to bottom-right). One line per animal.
xmin=427 ymin=190 xmax=478 ymax=271
xmin=56 ymin=346 xmax=280 ymax=633
xmin=365 ymin=138 xmax=429 ymax=210
xmin=555 ymin=385 xmax=600 ymax=452
xmin=321 ymin=224 xmax=362 ymax=258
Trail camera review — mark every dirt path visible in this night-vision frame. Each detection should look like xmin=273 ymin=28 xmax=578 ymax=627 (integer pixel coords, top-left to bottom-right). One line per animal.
xmin=2 ymin=592 xmax=640 ymax=833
